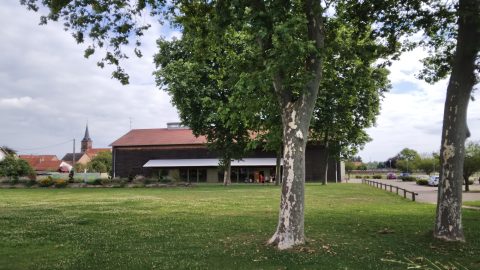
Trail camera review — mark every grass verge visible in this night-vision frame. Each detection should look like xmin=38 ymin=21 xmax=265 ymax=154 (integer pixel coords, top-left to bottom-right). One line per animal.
xmin=0 ymin=184 xmax=479 ymax=269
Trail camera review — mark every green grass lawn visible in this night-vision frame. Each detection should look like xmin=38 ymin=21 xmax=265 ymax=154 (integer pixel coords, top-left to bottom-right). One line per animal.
xmin=464 ymin=201 xmax=480 ymax=207
xmin=0 ymin=184 xmax=479 ymax=270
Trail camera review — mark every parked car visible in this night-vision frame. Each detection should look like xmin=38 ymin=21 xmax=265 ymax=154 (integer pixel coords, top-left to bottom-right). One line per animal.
xmin=386 ymin=173 xmax=397 ymax=179
xmin=399 ymin=172 xmax=411 ymax=177
xmin=428 ymin=176 xmax=439 ymax=186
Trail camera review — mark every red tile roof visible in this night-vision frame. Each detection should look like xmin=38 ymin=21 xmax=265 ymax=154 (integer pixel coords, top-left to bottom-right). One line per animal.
xmin=19 ymin=155 xmax=62 ymax=171
xmin=110 ymin=128 xmax=207 ymax=147
xmin=34 ymin=160 xmax=63 ymax=171
xmin=85 ymin=148 xmax=111 ymax=157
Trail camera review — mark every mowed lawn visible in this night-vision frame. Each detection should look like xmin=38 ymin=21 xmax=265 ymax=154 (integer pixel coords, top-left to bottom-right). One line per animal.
xmin=0 ymin=184 xmax=479 ymax=270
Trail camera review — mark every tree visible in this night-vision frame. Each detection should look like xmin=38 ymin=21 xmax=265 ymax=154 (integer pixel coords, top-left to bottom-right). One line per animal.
xmin=0 ymin=155 xmax=34 ymax=180
xmin=87 ymin=151 xmax=112 ymax=173
xmin=463 ymin=142 xmax=480 ymax=192
xmin=310 ymin=18 xmax=390 ymax=185
xmin=416 ymin=157 xmax=437 ymax=176
xmin=394 ymin=148 xmax=420 ymax=173
xmin=434 ymin=0 xmax=479 ymax=241
xmin=154 ymin=37 xmax=251 ymax=186
xmin=22 ymin=0 xmax=466 ymax=248
xmin=344 ymin=161 xmax=355 ymax=179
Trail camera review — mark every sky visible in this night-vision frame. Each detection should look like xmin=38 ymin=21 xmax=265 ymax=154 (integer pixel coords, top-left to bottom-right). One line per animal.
xmin=0 ymin=2 xmax=479 ymax=162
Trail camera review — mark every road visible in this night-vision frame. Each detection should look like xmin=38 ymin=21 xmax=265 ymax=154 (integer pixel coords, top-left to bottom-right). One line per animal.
xmin=348 ymin=178 xmax=480 ymax=204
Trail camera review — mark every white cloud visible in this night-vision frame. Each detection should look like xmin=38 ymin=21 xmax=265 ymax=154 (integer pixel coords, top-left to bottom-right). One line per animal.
xmin=0 ymin=2 xmax=179 ymax=157
xmin=359 ymin=48 xmax=480 ymax=161
xmin=0 ymin=96 xmax=33 ymax=108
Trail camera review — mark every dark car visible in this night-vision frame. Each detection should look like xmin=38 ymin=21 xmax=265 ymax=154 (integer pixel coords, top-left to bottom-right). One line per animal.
xmin=387 ymin=173 xmax=397 ymax=179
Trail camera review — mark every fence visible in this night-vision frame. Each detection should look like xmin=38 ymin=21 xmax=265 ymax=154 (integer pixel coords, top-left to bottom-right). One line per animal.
xmin=362 ymin=179 xmax=419 ymax=202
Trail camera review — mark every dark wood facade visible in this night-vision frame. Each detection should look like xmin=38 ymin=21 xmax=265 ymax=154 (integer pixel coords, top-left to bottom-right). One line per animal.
xmin=112 ymin=144 xmax=342 ymax=182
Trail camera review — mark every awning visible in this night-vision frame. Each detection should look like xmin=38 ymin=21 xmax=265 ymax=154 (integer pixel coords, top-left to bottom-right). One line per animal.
xmin=143 ymin=158 xmax=281 ymax=168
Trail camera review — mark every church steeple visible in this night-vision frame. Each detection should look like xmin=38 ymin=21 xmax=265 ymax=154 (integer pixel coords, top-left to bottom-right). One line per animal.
xmin=81 ymin=123 xmax=92 ymax=153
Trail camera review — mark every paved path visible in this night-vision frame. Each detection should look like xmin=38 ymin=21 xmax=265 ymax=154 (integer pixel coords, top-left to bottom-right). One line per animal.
xmin=347 ymin=178 xmax=480 ymax=204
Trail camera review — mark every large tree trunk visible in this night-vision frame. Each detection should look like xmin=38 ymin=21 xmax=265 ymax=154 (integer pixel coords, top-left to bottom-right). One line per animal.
xmin=268 ymin=102 xmax=313 ymax=249
xmin=322 ymin=133 xmax=329 ymax=185
xmin=264 ymin=0 xmax=324 ymax=250
xmin=434 ymin=0 xmax=479 ymax=242
xmin=223 ymin=159 xmax=231 ymax=186
xmin=275 ymin=150 xmax=282 ymax=186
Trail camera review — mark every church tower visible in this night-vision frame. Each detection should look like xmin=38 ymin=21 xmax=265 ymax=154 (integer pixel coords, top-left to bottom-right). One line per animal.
xmin=81 ymin=124 xmax=93 ymax=153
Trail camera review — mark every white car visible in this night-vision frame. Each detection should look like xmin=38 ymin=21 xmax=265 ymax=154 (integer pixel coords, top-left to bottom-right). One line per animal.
xmin=428 ymin=176 xmax=439 ymax=186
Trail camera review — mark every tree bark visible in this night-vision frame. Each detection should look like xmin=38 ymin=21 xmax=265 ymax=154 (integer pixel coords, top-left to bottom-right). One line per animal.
xmin=275 ymin=150 xmax=282 ymax=186
xmin=434 ymin=0 xmax=479 ymax=242
xmin=322 ymin=132 xmax=329 ymax=185
xmin=223 ymin=159 xmax=231 ymax=186
xmin=464 ymin=177 xmax=470 ymax=192
xmin=264 ymin=0 xmax=324 ymax=250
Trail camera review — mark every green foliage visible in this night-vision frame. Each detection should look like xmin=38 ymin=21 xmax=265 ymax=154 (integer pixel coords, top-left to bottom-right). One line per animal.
xmin=416 ymin=179 xmax=429 ymax=186
xmin=345 ymin=161 xmax=355 ymax=173
xmin=372 ymin=175 xmax=382 ymax=179
xmin=87 ymin=179 xmax=102 ymax=186
xmin=74 ymin=163 xmax=87 ymax=173
xmin=87 ymin=151 xmax=112 ymax=173
xmin=310 ymin=17 xmax=390 ymax=159
xmin=68 ymin=170 xmax=74 ymax=182
xmin=0 ymin=156 xmax=34 ymax=180
xmin=416 ymin=156 xmax=439 ymax=175
xmin=463 ymin=141 xmax=480 ymax=182
xmin=401 ymin=176 xmax=417 ymax=182
xmin=154 ymin=35 xmax=252 ymax=172
xmin=37 ymin=176 xmax=54 ymax=187
xmin=54 ymin=179 xmax=68 ymax=188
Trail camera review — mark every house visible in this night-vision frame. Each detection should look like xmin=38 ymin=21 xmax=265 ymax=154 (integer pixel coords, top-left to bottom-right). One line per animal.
xmin=19 ymin=155 xmax=72 ymax=172
xmin=62 ymin=124 xmax=111 ymax=166
xmin=0 ymin=148 xmax=7 ymax=161
xmin=110 ymin=123 xmax=344 ymax=183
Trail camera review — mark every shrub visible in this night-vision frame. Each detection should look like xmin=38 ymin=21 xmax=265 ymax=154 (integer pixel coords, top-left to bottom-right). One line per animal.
xmin=372 ymin=175 xmax=382 ymax=179
xmin=401 ymin=176 xmax=417 ymax=182
xmin=38 ymin=176 xmax=54 ymax=187
xmin=127 ymin=172 xmax=134 ymax=182
xmin=25 ymin=179 xmax=37 ymax=187
xmin=68 ymin=170 xmax=74 ymax=183
xmin=355 ymin=175 xmax=362 ymax=179
xmin=416 ymin=179 xmax=429 ymax=185
xmin=364 ymin=175 xmax=370 ymax=179
xmin=28 ymin=173 xmax=37 ymax=181
xmin=159 ymin=178 xmax=172 ymax=184
xmin=101 ymin=178 xmax=112 ymax=185
xmin=87 ymin=178 xmax=103 ymax=185
xmin=54 ymin=179 xmax=68 ymax=188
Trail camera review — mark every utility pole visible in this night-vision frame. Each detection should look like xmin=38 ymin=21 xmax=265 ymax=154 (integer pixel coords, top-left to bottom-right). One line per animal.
xmin=72 ymin=139 xmax=75 ymax=169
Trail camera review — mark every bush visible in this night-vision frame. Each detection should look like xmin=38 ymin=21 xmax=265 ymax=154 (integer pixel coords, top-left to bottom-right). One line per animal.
xmin=401 ymin=176 xmax=417 ymax=182
xmin=159 ymin=178 xmax=172 ymax=184
xmin=38 ymin=176 xmax=54 ymax=187
xmin=101 ymin=178 xmax=112 ymax=185
xmin=364 ymin=175 xmax=370 ymax=179
xmin=87 ymin=178 xmax=103 ymax=185
xmin=372 ymin=175 xmax=382 ymax=179
xmin=25 ymin=179 xmax=37 ymax=187
xmin=416 ymin=179 xmax=428 ymax=185
xmin=355 ymin=175 xmax=362 ymax=179
xmin=54 ymin=179 xmax=68 ymax=188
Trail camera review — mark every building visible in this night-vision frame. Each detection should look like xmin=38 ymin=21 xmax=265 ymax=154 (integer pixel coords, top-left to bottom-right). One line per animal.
xmin=62 ymin=124 xmax=111 ymax=166
xmin=0 ymin=148 xmax=7 ymax=161
xmin=19 ymin=155 xmax=72 ymax=173
xmin=110 ymin=124 xmax=344 ymax=183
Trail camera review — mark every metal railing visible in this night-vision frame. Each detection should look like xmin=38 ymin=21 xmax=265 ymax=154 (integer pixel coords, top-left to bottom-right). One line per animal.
xmin=362 ymin=179 xmax=419 ymax=201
